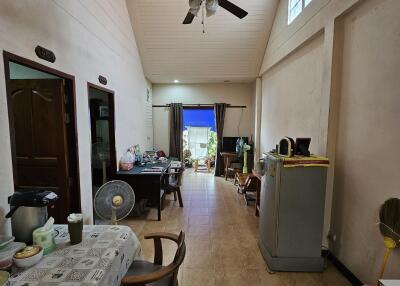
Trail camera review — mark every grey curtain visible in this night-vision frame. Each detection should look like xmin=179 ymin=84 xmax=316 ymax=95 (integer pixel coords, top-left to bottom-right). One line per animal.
xmin=169 ymin=103 xmax=183 ymax=161
xmin=214 ymin=103 xmax=228 ymax=176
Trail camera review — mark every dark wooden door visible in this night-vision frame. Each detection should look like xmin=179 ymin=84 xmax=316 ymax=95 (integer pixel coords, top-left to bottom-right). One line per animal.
xmin=9 ymin=79 xmax=70 ymax=223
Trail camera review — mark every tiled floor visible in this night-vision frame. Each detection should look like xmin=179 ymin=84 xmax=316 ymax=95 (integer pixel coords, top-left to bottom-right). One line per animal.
xmin=122 ymin=169 xmax=351 ymax=286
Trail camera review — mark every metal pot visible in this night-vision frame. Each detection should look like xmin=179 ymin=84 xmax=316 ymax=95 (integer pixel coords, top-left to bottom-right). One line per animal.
xmin=11 ymin=207 xmax=48 ymax=243
xmin=6 ymin=189 xmax=58 ymax=243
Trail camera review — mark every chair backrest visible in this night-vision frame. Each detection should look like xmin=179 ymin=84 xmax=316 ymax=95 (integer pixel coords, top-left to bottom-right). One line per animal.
xmin=176 ymin=167 xmax=184 ymax=186
xmin=169 ymin=231 xmax=186 ymax=286
xmin=121 ymin=231 xmax=186 ymax=286
xmin=173 ymin=231 xmax=186 ymax=264
xmin=244 ymin=175 xmax=258 ymax=191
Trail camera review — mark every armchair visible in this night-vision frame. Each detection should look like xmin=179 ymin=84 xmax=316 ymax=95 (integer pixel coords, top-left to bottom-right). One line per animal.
xmin=121 ymin=231 xmax=186 ymax=286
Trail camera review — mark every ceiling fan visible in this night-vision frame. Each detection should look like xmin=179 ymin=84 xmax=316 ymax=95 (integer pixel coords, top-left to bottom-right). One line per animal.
xmin=183 ymin=0 xmax=248 ymax=25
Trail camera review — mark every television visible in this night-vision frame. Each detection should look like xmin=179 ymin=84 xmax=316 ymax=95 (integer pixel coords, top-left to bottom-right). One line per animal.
xmin=222 ymin=137 xmax=249 ymax=153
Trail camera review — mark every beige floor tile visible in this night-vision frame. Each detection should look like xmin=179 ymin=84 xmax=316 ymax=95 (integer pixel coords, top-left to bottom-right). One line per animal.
xmin=189 ymin=207 xmax=209 ymax=215
xmin=188 ymin=215 xmax=211 ymax=225
xmin=186 ymin=225 xmax=213 ymax=236
xmin=215 ymin=268 xmax=254 ymax=286
xmin=184 ymin=248 xmax=214 ymax=269
xmin=182 ymin=268 xmax=216 ymax=286
xmin=121 ymin=169 xmax=351 ymax=286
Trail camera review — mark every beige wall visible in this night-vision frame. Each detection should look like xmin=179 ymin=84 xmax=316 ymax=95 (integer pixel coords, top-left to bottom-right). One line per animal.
xmin=259 ymin=0 xmax=400 ymax=282
xmin=152 ymin=83 xmax=255 ymax=154
xmin=145 ymin=79 xmax=154 ymax=148
xmin=260 ymin=33 xmax=324 ymax=155
xmin=0 ymin=0 xmax=151 ymax=231
xmin=260 ymin=0 xmax=359 ymax=73
xmin=253 ymin=78 xmax=262 ymax=161
xmin=331 ymin=0 xmax=400 ymax=281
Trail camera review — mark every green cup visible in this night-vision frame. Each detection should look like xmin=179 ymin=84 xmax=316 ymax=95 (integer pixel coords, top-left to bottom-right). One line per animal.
xmin=68 ymin=219 xmax=83 ymax=245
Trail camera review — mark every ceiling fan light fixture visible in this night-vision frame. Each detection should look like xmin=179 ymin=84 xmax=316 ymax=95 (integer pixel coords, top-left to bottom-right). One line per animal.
xmin=189 ymin=7 xmax=200 ymax=16
xmin=183 ymin=0 xmax=248 ymax=25
xmin=206 ymin=0 xmax=218 ymax=17
xmin=189 ymin=0 xmax=202 ymax=9
xmin=189 ymin=0 xmax=202 ymax=15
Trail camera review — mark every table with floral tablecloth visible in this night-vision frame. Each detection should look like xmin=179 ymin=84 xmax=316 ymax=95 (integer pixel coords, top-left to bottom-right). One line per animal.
xmin=6 ymin=224 xmax=142 ymax=286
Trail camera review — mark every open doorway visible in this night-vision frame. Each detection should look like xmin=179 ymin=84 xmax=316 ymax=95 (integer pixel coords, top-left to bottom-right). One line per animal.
xmin=182 ymin=108 xmax=216 ymax=171
xmin=87 ymin=83 xmax=116 ymax=222
xmin=3 ymin=51 xmax=81 ymax=223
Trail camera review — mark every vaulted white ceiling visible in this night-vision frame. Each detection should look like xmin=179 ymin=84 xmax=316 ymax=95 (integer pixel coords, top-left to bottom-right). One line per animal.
xmin=126 ymin=0 xmax=278 ymax=84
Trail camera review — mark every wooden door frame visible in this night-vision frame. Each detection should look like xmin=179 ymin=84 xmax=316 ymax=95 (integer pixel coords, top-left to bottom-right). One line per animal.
xmin=87 ymin=83 xmax=116 ymax=224
xmin=2 ymin=50 xmax=81 ymax=213
xmin=87 ymin=82 xmax=117 ymax=178
xmin=87 ymin=82 xmax=117 ymax=176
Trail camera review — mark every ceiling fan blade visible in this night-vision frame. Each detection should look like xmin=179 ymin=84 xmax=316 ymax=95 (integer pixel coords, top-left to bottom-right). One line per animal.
xmin=218 ymin=0 xmax=248 ymax=19
xmin=183 ymin=11 xmax=195 ymax=24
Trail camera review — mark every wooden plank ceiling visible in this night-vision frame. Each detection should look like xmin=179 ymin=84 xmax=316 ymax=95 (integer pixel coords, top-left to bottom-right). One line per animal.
xmin=126 ymin=0 xmax=278 ymax=84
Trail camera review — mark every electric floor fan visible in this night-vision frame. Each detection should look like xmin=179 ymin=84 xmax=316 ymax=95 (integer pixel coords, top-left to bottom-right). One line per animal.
xmin=375 ymin=198 xmax=400 ymax=285
xmin=94 ymin=180 xmax=135 ymax=225
xmin=242 ymin=143 xmax=251 ymax=174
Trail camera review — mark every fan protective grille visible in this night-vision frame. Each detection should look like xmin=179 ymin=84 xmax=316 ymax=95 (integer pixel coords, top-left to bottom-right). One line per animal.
xmin=94 ymin=180 xmax=135 ymax=221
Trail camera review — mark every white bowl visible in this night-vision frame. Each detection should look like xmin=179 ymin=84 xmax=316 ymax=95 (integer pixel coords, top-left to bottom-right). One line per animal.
xmin=0 ymin=242 xmax=25 ymax=270
xmin=13 ymin=246 xmax=43 ymax=268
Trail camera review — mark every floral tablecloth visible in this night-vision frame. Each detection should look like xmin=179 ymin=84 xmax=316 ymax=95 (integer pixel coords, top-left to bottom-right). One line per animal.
xmin=7 ymin=224 xmax=142 ymax=286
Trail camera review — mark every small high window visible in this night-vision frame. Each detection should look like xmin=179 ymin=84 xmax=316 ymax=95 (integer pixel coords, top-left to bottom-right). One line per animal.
xmin=288 ymin=0 xmax=312 ymax=24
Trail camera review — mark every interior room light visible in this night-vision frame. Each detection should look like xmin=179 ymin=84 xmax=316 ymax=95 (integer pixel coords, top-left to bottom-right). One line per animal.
xmin=174 ymin=80 xmax=179 ymax=83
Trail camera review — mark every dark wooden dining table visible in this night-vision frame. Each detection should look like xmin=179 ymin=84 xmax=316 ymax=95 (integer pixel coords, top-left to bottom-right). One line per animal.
xmin=115 ymin=158 xmax=173 ymax=221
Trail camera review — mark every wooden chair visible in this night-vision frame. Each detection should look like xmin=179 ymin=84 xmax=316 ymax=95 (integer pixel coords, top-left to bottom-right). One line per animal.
xmin=237 ymin=175 xmax=259 ymax=205
xmin=234 ymin=171 xmax=248 ymax=187
xmin=121 ymin=231 xmax=186 ymax=286
xmin=193 ymin=157 xmax=211 ymax=172
xmin=163 ymin=167 xmax=184 ymax=207
xmin=227 ymin=162 xmax=242 ymax=181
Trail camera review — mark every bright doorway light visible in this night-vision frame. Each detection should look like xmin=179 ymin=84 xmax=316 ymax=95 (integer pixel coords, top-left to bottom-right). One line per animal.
xmin=174 ymin=79 xmax=179 ymax=83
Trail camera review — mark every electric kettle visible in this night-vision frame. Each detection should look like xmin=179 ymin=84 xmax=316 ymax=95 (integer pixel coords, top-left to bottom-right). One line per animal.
xmin=5 ymin=189 xmax=58 ymax=243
